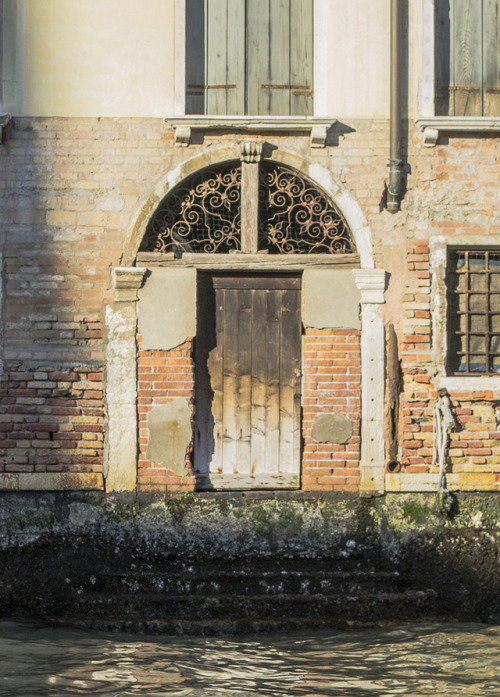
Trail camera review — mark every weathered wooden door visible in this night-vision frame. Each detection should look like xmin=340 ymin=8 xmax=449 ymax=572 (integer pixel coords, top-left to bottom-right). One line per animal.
xmin=194 ymin=273 xmax=301 ymax=489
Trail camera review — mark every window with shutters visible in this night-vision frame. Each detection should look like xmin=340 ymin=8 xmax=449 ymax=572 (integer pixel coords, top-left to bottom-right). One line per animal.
xmin=185 ymin=0 xmax=313 ymax=117
xmin=435 ymin=0 xmax=500 ymax=117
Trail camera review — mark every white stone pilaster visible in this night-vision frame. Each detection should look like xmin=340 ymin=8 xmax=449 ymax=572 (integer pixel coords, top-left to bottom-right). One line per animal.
xmin=104 ymin=268 xmax=146 ymax=493
xmin=353 ymin=269 xmax=387 ymax=495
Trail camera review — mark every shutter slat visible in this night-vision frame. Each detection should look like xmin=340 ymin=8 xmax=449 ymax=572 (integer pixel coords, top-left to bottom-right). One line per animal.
xmin=226 ymin=0 xmax=246 ymax=114
xmin=290 ymin=0 xmax=313 ymax=116
xmin=483 ymin=0 xmax=500 ymax=116
xmin=247 ymin=0 xmax=270 ymax=115
xmin=185 ymin=0 xmax=206 ymax=114
xmin=268 ymin=0 xmax=291 ymax=115
xmin=435 ymin=0 xmax=452 ymax=115
xmin=452 ymin=0 xmax=483 ymax=116
xmin=206 ymin=0 xmax=228 ymax=114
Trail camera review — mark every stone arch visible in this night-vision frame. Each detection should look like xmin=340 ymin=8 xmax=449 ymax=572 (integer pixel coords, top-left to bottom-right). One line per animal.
xmin=121 ymin=144 xmax=375 ymax=268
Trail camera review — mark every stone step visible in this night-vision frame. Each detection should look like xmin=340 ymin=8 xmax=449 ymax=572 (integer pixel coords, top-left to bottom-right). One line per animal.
xmin=79 ymin=568 xmax=405 ymax=596
xmin=70 ymin=589 xmax=437 ymax=624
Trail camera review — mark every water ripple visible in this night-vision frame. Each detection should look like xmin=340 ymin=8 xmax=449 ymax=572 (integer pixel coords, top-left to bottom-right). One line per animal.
xmin=0 ymin=621 xmax=498 ymax=696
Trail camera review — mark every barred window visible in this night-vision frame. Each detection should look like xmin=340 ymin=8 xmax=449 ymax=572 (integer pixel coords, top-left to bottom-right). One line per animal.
xmin=447 ymin=249 xmax=500 ymax=374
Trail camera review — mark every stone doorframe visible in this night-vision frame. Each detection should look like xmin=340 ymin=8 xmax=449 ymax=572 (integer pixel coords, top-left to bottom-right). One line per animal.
xmin=104 ymin=143 xmax=386 ymax=495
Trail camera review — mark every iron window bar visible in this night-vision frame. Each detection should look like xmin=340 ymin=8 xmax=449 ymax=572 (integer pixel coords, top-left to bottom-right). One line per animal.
xmin=448 ymin=248 xmax=500 ymax=375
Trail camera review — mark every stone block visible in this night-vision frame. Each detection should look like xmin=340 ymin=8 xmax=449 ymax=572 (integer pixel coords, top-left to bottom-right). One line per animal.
xmin=304 ymin=269 xmax=361 ymax=329
xmin=311 ymin=412 xmax=353 ymax=444
xmin=138 ymin=268 xmax=196 ymax=350
xmin=146 ymin=400 xmax=192 ymax=476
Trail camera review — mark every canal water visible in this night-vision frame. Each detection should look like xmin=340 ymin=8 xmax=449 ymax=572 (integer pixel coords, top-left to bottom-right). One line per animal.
xmin=0 ymin=620 xmax=498 ymax=696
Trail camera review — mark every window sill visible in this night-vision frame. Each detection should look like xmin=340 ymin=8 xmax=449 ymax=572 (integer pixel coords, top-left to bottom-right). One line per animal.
xmin=433 ymin=375 xmax=500 ymax=396
xmin=165 ymin=116 xmax=336 ymax=148
xmin=415 ymin=116 xmax=500 ymax=147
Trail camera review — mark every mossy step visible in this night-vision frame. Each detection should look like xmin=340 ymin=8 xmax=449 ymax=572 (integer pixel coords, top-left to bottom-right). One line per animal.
xmin=71 ymin=589 xmax=437 ymax=622
xmin=85 ymin=569 xmax=405 ymax=596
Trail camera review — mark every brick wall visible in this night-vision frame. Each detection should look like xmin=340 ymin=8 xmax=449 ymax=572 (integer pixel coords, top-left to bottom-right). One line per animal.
xmin=0 ymin=366 xmax=103 ymax=473
xmin=1 ymin=117 xmax=499 ymax=493
xmin=137 ymin=337 xmax=196 ymax=494
xmin=399 ymin=241 xmax=500 ymax=483
xmin=302 ymin=328 xmax=361 ymax=492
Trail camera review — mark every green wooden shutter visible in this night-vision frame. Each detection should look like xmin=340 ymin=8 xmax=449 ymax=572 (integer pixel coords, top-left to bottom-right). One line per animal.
xmin=435 ymin=0 xmax=452 ymax=115
xmin=186 ymin=0 xmax=313 ymax=116
xmin=246 ymin=0 xmax=313 ymax=116
xmin=290 ymin=0 xmax=314 ymax=115
xmin=452 ymin=0 xmax=483 ymax=116
xmin=205 ymin=0 xmax=245 ymax=115
xmin=186 ymin=0 xmax=206 ymax=114
xmin=483 ymin=0 xmax=500 ymax=116
xmin=436 ymin=0 xmax=500 ymax=117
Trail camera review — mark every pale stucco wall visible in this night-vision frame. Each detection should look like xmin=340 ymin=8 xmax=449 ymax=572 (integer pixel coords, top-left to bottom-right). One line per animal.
xmin=9 ymin=0 xmax=175 ymax=117
xmin=2 ymin=0 xmax=425 ymax=119
xmin=325 ymin=0 xmax=423 ymax=119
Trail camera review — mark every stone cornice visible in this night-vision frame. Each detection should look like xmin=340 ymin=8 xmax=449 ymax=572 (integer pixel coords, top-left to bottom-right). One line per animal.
xmin=165 ymin=116 xmax=336 ymax=148
xmin=415 ymin=117 xmax=500 ymax=147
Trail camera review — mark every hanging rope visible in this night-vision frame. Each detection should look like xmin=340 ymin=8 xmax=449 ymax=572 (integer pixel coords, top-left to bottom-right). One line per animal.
xmin=432 ymin=389 xmax=458 ymax=495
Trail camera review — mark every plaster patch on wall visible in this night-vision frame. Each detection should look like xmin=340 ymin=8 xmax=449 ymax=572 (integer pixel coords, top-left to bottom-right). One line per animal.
xmin=311 ymin=413 xmax=353 ymax=444
xmin=138 ymin=267 xmax=196 ymax=350
xmin=304 ymin=269 xmax=361 ymax=329
xmin=146 ymin=400 xmax=192 ymax=475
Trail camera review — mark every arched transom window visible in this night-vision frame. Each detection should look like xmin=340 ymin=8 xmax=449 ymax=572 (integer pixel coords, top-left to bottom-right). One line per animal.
xmin=140 ymin=159 xmax=355 ymax=257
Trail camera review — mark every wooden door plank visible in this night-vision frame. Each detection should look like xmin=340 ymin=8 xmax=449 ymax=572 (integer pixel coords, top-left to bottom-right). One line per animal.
xmin=212 ymin=275 xmax=301 ymax=290
xmin=247 ymin=0 xmax=270 ymax=115
xmin=186 ymin=0 xmax=205 ymax=114
xmin=221 ymin=287 xmax=239 ymax=474
xmin=235 ymin=289 xmax=252 ymax=474
xmin=264 ymin=289 xmax=281 ymax=473
xmin=290 ymin=0 xmax=313 ymax=116
xmin=452 ymin=0 xmax=482 ymax=116
xmin=250 ymin=288 xmax=267 ymax=475
xmin=269 ymin=0 xmax=291 ymax=116
xmin=483 ymin=0 xmax=500 ymax=117
xmin=279 ymin=288 xmax=301 ymax=473
xmin=226 ymin=0 xmax=246 ymax=115
xmin=206 ymin=0 xmax=228 ymax=115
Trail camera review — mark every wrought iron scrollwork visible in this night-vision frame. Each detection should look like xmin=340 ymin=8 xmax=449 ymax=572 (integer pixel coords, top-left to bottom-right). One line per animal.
xmin=140 ymin=163 xmax=241 ymax=254
xmin=258 ymin=163 xmax=355 ymax=254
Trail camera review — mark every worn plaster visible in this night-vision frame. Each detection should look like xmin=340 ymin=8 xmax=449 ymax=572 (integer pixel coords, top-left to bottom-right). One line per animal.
xmin=146 ymin=399 xmax=192 ymax=475
xmin=138 ymin=267 xmax=196 ymax=350
xmin=303 ymin=269 xmax=360 ymax=329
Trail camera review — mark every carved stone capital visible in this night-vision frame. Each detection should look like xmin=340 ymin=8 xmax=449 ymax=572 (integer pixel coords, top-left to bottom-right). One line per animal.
xmin=113 ymin=267 xmax=147 ymax=302
xmin=352 ymin=269 xmax=386 ymax=304
xmin=238 ymin=139 xmax=264 ymax=163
